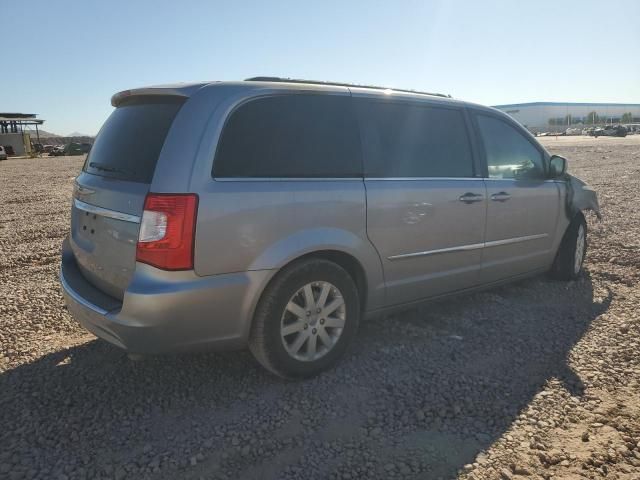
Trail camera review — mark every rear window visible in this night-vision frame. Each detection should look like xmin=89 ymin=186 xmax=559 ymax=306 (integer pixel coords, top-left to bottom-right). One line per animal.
xmin=83 ymin=96 xmax=184 ymax=183
xmin=213 ymin=94 xmax=362 ymax=178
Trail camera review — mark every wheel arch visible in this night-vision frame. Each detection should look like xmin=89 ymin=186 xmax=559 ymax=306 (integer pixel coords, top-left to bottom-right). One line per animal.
xmin=558 ymin=209 xmax=586 ymax=253
xmin=255 ymin=249 xmax=369 ymax=315
xmin=288 ymin=250 xmax=368 ymax=312
xmin=246 ymin=227 xmax=385 ymax=309
xmin=549 ymin=208 xmax=587 ymax=280
xmin=569 ymin=209 xmax=586 ymax=226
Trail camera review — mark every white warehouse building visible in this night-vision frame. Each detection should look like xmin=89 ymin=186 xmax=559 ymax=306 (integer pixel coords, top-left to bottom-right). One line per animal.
xmin=492 ymin=102 xmax=640 ymax=133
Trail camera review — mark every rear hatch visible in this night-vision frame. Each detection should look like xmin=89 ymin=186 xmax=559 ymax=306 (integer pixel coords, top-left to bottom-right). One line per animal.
xmin=70 ymin=95 xmax=185 ymax=299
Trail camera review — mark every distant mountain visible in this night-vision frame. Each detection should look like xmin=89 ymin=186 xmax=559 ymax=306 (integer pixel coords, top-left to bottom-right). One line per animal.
xmin=29 ymin=129 xmax=60 ymax=138
xmin=22 ymin=129 xmax=95 ymax=139
xmin=23 ymin=129 xmax=95 ymax=146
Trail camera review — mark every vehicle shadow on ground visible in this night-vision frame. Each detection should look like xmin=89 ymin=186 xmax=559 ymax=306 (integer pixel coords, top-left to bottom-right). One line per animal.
xmin=0 ymin=272 xmax=612 ymax=479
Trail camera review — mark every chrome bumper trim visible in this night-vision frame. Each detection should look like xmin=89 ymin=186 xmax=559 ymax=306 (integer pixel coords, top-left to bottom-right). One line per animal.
xmin=74 ymin=198 xmax=141 ymax=224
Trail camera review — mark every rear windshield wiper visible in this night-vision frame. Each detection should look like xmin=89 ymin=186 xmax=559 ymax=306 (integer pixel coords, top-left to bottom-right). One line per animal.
xmin=89 ymin=162 xmax=133 ymax=175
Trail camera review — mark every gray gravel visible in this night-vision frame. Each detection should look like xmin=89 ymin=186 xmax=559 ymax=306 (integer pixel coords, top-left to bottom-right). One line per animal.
xmin=1 ymin=136 xmax=639 ymax=479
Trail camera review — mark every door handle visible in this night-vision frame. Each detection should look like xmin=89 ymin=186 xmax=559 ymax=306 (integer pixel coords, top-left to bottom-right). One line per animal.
xmin=458 ymin=192 xmax=484 ymax=204
xmin=491 ymin=192 xmax=511 ymax=202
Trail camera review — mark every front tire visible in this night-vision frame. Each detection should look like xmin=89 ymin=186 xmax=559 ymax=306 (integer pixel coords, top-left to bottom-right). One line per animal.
xmin=550 ymin=214 xmax=587 ymax=280
xmin=249 ymin=258 xmax=360 ymax=379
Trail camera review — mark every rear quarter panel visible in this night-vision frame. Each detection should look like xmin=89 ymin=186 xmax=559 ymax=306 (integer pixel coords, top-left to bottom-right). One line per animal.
xmin=179 ymin=84 xmax=386 ymax=311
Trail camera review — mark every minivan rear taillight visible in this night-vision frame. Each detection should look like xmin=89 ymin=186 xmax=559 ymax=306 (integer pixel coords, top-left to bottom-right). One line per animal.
xmin=136 ymin=194 xmax=198 ymax=270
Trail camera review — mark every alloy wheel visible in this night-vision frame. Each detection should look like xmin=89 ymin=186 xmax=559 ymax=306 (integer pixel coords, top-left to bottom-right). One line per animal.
xmin=280 ymin=281 xmax=346 ymax=362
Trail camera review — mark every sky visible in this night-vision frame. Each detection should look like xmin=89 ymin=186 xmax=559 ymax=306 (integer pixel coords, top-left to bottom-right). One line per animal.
xmin=2 ymin=0 xmax=639 ymax=136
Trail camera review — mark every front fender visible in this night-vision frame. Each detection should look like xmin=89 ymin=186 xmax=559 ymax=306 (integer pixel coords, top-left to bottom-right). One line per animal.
xmin=566 ymin=174 xmax=601 ymax=220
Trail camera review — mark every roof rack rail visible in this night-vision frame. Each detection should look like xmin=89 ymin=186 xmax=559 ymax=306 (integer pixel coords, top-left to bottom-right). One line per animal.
xmin=244 ymin=76 xmax=451 ymax=99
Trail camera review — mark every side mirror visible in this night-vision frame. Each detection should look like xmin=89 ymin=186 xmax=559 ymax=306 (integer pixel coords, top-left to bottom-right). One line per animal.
xmin=549 ymin=155 xmax=567 ymax=178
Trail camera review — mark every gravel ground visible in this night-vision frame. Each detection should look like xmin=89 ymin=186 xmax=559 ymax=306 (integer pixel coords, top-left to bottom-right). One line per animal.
xmin=1 ymin=136 xmax=639 ymax=480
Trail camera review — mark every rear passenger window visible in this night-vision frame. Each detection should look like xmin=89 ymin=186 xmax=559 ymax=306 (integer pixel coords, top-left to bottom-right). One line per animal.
xmin=213 ymin=95 xmax=362 ymax=178
xmin=476 ymin=114 xmax=544 ymax=179
xmin=355 ymin=100 xmax=474 ymax=178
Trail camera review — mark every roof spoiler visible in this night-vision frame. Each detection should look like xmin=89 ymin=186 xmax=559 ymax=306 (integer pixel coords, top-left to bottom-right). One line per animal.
xmin=111 ymin=88 xmax=190 ymax=107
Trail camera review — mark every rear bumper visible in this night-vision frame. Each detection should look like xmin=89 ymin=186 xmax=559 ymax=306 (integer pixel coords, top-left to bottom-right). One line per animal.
xmin=60 ymin=237 xmax=273 ymax=354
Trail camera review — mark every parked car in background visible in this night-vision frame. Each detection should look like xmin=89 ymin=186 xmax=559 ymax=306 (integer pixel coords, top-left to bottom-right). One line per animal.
xmin=64 ymin=142 xmax=92 ymax=155
xmin=0 ymin=146 xmax=7 ymax=160
xmin=49 ymin=145 xmax=66 ymax=156
xmin=590 ymin=125 xmax=627 ymax=137
xmin=43 ymin=145 xmax=54 ymax=153
xmin=60 ymin=78 xmax=601 ymax=378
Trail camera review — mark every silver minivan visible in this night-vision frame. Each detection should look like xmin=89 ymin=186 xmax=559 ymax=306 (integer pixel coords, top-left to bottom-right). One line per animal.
xmin=60 ymin=78 xmax=600 ymax=378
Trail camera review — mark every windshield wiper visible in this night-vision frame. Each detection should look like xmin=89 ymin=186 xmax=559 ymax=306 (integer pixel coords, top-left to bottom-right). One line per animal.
xmin=89 ymin=162 xmax=133 ymax=175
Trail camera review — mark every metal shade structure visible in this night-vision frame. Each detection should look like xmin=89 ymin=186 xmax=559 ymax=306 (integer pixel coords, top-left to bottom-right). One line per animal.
xmin=0 ymin=113 xmax=45 ymax=144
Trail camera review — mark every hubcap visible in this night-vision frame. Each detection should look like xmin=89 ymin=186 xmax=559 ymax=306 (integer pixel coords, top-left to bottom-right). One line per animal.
xmin=280 ymin=281 xmax=346 ymax=362
xmin=574 ymin=224 xmax=585 ymax=274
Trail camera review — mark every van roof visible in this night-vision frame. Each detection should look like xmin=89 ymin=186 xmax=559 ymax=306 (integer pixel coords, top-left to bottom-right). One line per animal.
xmin=244 ymin=76 xmax=451 ymax=99
xmin=111 ymin=78 xmax=492 ymax=112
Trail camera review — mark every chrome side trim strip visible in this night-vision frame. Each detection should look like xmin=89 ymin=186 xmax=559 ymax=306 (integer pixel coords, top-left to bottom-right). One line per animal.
xmin=213 ymin=177 xmax=559 ymax=182
xmin=388 ymin=242 xmax=485 ymax=260
xmin=483 ymin=178 xmax=560 ymax=183
xmin=213 ymin=177 xmax=362 ymax=182
xmin=365 ymin=177 xmax=484 ymax=181
xmin=214 ymin=177 xmax=486 ymax=182
xmin=74 ymin=199 xmax=141 ymax=224
xmin=59 ymin=269 xmax=109 ymax=315
xmin=387 ymin=233 xmax=549 ymax=261
xmin=484 ymin=233 xmax=548 ymax=248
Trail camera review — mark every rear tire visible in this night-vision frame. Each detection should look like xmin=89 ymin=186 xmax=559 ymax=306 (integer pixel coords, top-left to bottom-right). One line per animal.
xmin=249 ymin=258 xmax=360 ymax=379
xmin=550 ymin=214 xmax=587 ymax=280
